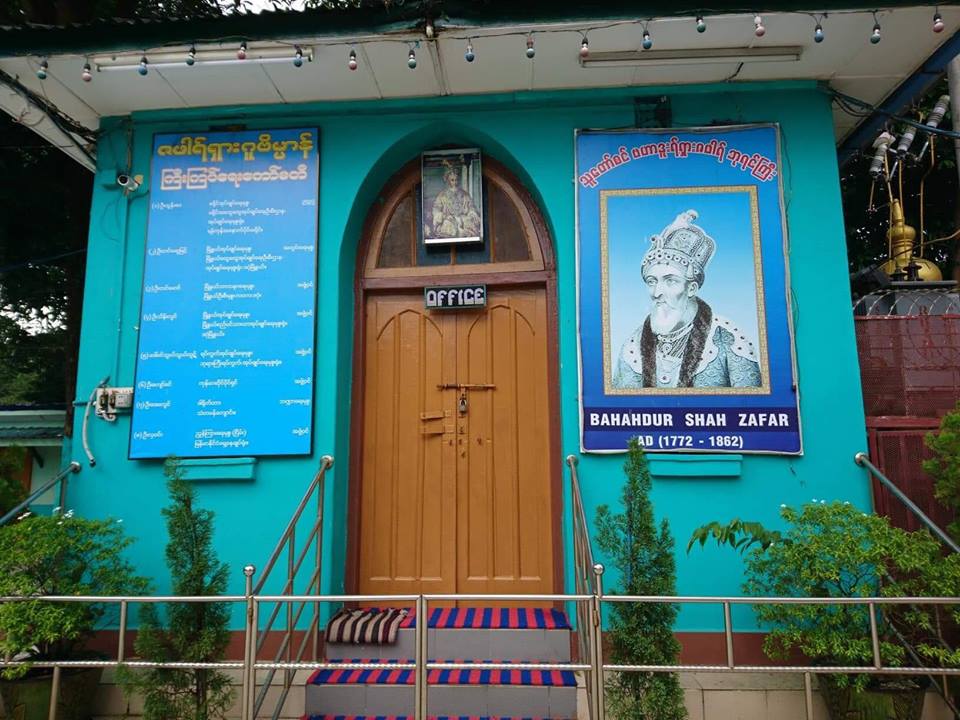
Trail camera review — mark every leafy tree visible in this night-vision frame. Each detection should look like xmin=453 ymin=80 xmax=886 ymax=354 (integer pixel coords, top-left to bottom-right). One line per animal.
xmin=0 ymin=112 xmax=90 ymax=408
xmin=924 ymin=404 xmax=960 ymax=542
xmin=120 ymin=458 xmax=233 ymax=720
xmin=595 ymin=438 xmax=686 ymax=720
xmin=0 ymin=446 xmax=28 ymax=517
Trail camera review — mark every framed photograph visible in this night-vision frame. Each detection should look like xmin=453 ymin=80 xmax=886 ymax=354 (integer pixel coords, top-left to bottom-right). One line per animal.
xmin=421 ymin=148 xmax=483 ymax=245
xmin=575 ymin=125 xmax=801 ymax=455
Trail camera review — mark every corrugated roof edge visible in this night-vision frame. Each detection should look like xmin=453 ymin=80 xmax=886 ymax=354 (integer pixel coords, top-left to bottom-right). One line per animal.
xmin=0 ymin=0 xmax=933 ymax=57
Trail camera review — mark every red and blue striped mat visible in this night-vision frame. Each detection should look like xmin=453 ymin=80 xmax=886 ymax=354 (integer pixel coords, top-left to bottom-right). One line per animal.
xmin=307 ymin=660 xmax=577 ymax=687
xmin=386 ymin=607 xmax=570 ymax=630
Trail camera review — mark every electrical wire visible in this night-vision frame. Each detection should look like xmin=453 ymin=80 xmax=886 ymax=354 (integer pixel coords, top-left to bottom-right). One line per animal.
xmin=828 ymin=88 xmax=960 ymax=141
xmin=0 ymin=248 xmax=87 ymax=274
xmin=0 ymin=68 xmax=97 ymax=166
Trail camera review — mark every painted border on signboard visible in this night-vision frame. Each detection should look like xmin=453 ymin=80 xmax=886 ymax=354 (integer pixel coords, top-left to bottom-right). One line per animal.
xmin=574 ymin=124 xmax=802 ymax=455
xmin=128 ymin=126 xmax=321 ymax=460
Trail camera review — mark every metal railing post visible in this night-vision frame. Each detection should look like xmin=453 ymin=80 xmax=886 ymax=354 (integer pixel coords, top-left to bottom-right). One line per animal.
xmin=313 ymin=458 xmax=329 ymax=661
xmin=414 ymin=594 xmax=428 ymax=720
xmin=286 ymin=529 xmax=295 ymax=690
xmin=804 ymin=672 xmax=814 ymax=720
xmin=241 ymin=564 xmax=256 ymax=720
xmin=592 ymin=563 xmax=606 ymax=720
xmin=722 ymin=601 xmax=735 ymax=669
xmin=117 ymin=600 xmax=128 ymax=663
xmin=868 ymin=602 xmax=883 ymax=669
xmin=47 ymin=665 xmax=61 ymax=720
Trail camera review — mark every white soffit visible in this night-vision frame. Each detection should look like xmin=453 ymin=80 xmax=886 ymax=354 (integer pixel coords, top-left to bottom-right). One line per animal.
xmin=0 ymin=5 xmax=957 ymax=167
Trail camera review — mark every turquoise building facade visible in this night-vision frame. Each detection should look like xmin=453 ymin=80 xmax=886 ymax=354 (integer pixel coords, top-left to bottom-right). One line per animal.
xmin=66 ymin=80 xmax=866 ymax=632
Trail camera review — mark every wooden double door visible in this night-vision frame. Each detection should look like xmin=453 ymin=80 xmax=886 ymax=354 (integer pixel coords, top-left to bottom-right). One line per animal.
xmin=356 ymin=286 xmax=555 ymax=597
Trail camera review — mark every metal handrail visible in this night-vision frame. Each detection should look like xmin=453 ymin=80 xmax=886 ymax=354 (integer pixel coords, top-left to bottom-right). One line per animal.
xmin=851 ymin=449 xmax=960 ymax=716
xmin=567 ymin=454 xmax=606 ymax=720
xmin=245 ymin=454 xmax=333 ymax=720
xmin=2 ymin=590 xmax=959 ymax=720
xmin=0 ymin=461 xmax=81 ymax=527
xmin=855 ymin=452 xmax=960 ymax=553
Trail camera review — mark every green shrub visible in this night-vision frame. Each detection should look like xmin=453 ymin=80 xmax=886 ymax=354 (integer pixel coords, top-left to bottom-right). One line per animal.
xmin=690 ymin=501 xmax=960 ymax=690
xmin=119 ymin=457 xmax=233 ymax=720
xmin=0 ymin=512 xmax=150 ymax=678
xmin=924 ymin=404 xmax=960 ymax=542
xmin=595 ymin=439 xmax=687 ymax=720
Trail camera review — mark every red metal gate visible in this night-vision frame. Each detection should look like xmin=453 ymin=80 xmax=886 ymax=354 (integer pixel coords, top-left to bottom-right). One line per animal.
xmin=854 ymin=304 xmax=960 ymax=533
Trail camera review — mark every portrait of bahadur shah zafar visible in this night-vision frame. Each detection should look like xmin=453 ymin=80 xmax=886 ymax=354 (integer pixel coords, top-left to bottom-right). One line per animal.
xmin=607 ymin=204 xmax=768 ymax=392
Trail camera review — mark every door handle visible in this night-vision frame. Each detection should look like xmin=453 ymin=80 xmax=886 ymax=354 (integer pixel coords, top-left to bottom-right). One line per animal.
xmin=437 ymin=383 xmax=496 ymax=390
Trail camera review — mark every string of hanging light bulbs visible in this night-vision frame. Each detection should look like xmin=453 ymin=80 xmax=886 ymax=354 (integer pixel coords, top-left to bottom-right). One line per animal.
xmin=30 ymin=7 xmax=951 ymax=83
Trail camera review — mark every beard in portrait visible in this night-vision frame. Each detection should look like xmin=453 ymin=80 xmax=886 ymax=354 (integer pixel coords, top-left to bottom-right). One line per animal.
xmin=613 ymin=209 xmax=762 ymax=389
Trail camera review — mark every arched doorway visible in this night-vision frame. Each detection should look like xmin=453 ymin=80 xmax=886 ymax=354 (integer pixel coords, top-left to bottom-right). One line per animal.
xmin=346 ymin=156 xmax=562 ymax=598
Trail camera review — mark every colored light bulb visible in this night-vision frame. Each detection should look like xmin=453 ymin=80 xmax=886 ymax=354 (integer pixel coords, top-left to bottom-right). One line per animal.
xmin=754 ymin=15 xmax=766 ymax=37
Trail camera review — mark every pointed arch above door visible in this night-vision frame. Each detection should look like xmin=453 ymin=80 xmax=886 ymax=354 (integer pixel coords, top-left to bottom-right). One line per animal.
xmin=360 ymin=156 xmax=553 ymax=281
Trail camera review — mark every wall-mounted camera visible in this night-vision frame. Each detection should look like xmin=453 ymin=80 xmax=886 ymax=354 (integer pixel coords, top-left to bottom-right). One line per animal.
xmin=116 ymin=173 xmax=142 ymax=192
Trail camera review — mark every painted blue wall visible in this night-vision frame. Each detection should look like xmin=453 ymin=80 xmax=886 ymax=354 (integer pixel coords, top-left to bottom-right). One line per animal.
xmin=68 ymin=81 xmax=867 ymax=631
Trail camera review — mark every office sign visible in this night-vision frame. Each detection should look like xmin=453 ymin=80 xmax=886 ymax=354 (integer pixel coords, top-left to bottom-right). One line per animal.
xmin=130 ymin=128 xmax=320 ymax=459
xmin=576 ymin=125 xmax=801 ymax=454
xmin=424 ymin=284 xmax=487 ymax=310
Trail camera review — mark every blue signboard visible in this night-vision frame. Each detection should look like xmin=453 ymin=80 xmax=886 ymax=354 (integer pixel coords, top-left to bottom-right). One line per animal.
xmin=129 ymin=128 xmax=319 ymax=459
xmin=576 ymin=125 xmax=801 ymax=454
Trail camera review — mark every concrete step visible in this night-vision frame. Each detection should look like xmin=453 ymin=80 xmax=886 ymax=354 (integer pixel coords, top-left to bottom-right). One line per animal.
xmin=325 ymin=628 xmax=571 ymax=662
xmin=305 ymin=682 xmax=577 ymax=717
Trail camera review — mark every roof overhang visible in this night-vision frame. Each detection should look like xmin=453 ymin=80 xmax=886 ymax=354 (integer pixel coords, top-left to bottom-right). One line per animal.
xmin=0 ymin=408 xmax=66 ymax=447
xmin=0 ymin=2 xmax=957 ymax=170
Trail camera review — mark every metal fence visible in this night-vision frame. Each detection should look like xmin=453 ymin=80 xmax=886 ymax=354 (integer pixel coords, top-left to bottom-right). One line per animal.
xmin=2 ymin=453 xmax=958 ymax=719
xmin=2 ymin=587 xmax=959 ymax=720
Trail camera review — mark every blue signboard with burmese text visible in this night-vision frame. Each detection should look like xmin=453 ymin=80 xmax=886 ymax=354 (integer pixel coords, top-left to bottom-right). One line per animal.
xmin=129 ymin=128 xmax=319 ymax=459
xmin=576 ymin=125 xmax=801 ymax=454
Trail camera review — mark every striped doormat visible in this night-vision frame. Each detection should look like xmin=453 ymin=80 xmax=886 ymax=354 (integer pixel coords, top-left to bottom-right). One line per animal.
xmin=388 ymin=607 xmax=570 ymax=630
xmin=326 ymin=608 xmax=408 ymax=645
xmin=307 ymin=660 xmax=577 ymax=687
